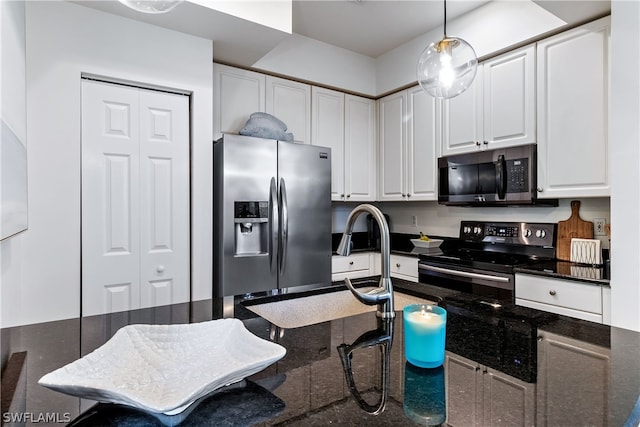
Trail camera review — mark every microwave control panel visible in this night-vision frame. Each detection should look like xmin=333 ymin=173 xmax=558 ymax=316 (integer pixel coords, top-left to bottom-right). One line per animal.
xmin=505 ymin=159 xmax=529 ymax=193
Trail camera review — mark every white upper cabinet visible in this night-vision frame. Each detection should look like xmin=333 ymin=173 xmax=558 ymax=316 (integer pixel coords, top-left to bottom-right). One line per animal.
xmin=536 ymin=17 xmax=610 ymax=198
xmin=344 ymin=94 xmax=377 ymax=201
xmin=266 ymin=76 xmax=311 ymax=144
xmin=406 ymin=85 xmax=440 ymax=201
xmin=312 ymin=87 xmax=376 ymax=202
xmin=213 ymin=63 xmax=265 ymax=140
xmin=441 ymin=67 xmax=484 ymax=156
xmin=312 ymin=86 xmax=345 ymax=200
xmin=379 ymin=91 xmax=406 ymax=201
xmin=442 ymin=45 xmax=536 ymax=156
xmin=213 ymin=64 xmax=312 ymax=143
xmin=379 ymin=86 xmax=439 ymax=201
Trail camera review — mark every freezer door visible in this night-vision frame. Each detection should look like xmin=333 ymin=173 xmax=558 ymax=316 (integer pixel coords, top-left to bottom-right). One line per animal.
xmin=277 ymin=141 xmax=332 ymax=290
xmin=214 ymin=134 xmax=278 ymax=297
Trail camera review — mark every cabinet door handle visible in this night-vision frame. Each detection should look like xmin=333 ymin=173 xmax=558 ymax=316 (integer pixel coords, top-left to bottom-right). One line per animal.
xmin=549 ymin=290 xmax=557 ymax=296
xmin=349 ymin=261 xmax=354 ymax=266
xmin=401 ymin=193 xmax=406 ymax=197
xmin=483 ymin=140 xmax=489 ymax=145
xmin=407 ymin=193 xmax=411 ymax=198
xmin=396 ymin=263 xmax=401 ymax=268
xmin=536 ymin=187 xmax=543 ymax=192
xmin=475 ymin=141 xmax=481 ymax=146
xmin=346 ymin=194 xmax=351 ymax=198
xmin=340 ymin=194 xmax=345 ymax=198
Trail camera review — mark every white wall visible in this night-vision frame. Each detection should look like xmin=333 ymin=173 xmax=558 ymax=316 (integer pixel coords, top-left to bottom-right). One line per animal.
xmin=253 ymin=33 xmax=377 ymax=96
xmin=610 ymin=0 xmax=640 ymax=331
xmin=1 ymin=0 xmax=213 ymax=327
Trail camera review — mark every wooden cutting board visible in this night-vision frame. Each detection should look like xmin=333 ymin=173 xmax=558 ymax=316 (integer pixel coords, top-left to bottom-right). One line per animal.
xmin=557 ymin=200 xmax=594 ymax=261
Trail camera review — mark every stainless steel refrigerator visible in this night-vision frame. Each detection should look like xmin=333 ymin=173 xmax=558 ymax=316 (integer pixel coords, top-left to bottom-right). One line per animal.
xmin=213 ymin=134 xmax=332 ymax=307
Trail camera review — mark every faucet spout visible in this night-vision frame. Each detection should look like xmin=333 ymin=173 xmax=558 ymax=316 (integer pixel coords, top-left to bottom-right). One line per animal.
xmin=338 ymin=204 xmax=394 ymax=319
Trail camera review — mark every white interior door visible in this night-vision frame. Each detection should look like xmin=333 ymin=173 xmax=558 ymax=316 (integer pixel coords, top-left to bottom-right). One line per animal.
xmin=82 ymin=79 xmax=190 ymax=316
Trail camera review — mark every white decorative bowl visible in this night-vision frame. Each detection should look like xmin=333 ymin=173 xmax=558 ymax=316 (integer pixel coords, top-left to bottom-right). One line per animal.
xmin=410 ymin=238 xmax=443 ymax=249
xmin=38 ymin=319 xmax=286 ymax=415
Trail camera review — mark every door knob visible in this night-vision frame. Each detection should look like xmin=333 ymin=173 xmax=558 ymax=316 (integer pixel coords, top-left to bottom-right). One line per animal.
xmin=157 ymin=265 xmax=165 ymax=273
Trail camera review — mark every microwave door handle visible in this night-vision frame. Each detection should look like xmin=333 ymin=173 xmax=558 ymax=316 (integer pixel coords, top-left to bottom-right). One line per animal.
xmin=496 ymin=155 xmax=507 ymax=199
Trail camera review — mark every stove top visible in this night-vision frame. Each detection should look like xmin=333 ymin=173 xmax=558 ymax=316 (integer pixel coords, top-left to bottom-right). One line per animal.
xmin=419 ymin=221 xmax=557 ymax=273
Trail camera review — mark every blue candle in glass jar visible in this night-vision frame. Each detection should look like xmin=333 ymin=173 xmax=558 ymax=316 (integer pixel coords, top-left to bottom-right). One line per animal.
xmin=403 ymin=304 xmax=447 ymax=368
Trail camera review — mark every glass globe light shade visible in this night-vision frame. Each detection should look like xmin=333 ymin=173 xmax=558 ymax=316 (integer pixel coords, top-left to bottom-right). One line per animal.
xmin=416 ymin=37 xmax=478 ymax=99
xmin=118 ymin=0 xmax=184 ymax=14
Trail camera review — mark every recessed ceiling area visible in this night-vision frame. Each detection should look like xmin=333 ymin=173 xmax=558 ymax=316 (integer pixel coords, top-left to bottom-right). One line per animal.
xmin=291 ymin=0 xmax=491 ymax=58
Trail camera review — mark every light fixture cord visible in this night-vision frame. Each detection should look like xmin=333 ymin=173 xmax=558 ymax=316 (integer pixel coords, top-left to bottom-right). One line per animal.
xmin=443 ymin=0 xmax=447 ymax=38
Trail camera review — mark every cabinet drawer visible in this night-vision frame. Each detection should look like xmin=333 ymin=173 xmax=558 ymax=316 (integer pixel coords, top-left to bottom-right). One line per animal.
xmin=332 ymin=253 xmax=371 ymax=274
xmin=390 ymin=255 xmax=418 ymax=280
xmin=515 ymin=274 xmax=602 ymax=314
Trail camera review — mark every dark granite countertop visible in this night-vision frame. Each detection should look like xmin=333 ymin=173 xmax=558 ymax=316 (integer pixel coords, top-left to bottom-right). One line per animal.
xmin=514 ymin=260 xmax=611 ymax=285
xmin=333 ymin=232 xmax=611 ymax=285
xmin=2 ymin=279 xmax=637 ymax=426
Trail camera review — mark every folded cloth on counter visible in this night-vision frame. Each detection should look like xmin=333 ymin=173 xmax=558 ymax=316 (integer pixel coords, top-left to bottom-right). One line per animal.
xmin=239 ymin=112 xmax=294 ymax=141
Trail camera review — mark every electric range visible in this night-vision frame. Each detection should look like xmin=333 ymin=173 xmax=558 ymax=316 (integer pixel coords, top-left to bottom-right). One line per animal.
xmin=418 ymin=221 xmax=557 ymax=301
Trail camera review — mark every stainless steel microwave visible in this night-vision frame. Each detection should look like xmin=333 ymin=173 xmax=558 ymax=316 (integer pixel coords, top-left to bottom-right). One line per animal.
xmin=438 ymin=144 xmax=557 ymax=206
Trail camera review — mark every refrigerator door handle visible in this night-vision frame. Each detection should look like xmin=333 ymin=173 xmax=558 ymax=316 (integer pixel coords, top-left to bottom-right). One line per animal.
xmin=269 ymin=177 xmax=279 ymax=273
xmin=279 ymin=177 xmax=288 ymax=275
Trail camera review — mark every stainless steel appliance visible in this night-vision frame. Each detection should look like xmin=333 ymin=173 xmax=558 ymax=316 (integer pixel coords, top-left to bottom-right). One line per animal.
xmin=418 ymin=221 xmax=557 ymax=301
xmin=213 ymin=134 xmax=332 ymax=307
xmin=438 ymin=144 xmax=557 ymax=206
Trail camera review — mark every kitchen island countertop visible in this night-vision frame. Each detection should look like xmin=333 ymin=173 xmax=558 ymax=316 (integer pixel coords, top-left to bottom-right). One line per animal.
xmin=1 ymin=280 xmax=637 ymax=426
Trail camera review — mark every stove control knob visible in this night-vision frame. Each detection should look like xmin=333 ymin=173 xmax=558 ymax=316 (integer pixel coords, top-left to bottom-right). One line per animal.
xmin=535 ymin=229 xmax=547 ymax=238
xmin=524 ymin=229 xmax=532 ymax=238
xmin=463 ymin=226 xmax=471 ymax=234
xmin=474 ymin=226 xmax=483 ymax=235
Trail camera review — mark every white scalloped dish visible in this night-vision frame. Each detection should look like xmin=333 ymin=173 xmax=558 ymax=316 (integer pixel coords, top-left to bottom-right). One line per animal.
xmin=38 ymin=319 xmax=286 ymax=415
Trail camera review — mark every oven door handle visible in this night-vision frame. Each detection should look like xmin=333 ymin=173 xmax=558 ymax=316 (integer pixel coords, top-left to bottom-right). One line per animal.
xmin=419 ymin=264 xmax=510 ymax=283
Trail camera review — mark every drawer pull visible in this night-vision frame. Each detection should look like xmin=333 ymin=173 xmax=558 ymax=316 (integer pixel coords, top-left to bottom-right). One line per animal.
xmin=396 ymin=263 xmax=401 ymax=268
xmin=349 ymin=261 xmax=354 ymax=266
xmin=549 ymin=290 xmax=557 ymax=296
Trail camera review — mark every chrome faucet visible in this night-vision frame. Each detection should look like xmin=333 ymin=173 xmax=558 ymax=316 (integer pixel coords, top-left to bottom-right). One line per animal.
xmin=336 ymin=204 xmax=395 ymax=319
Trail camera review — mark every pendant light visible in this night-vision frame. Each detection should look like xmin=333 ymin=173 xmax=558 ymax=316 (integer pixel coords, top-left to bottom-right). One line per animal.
xmin=118 ymin=0 xmax=184 ymax=14
xmin=416 ymin=0 xmax=478 ymax=99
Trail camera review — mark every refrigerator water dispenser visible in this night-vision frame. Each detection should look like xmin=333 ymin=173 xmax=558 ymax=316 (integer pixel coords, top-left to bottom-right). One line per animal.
xmin=234 ymin=201 xmax=269 ymax=256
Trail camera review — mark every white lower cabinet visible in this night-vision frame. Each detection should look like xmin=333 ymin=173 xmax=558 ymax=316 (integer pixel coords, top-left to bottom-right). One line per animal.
xmin=515 ymin=273 xmax=605 ymax=323
xmin=331 ymin=253 xmax=372 ymax=281
xmin=536 ymin=329 xmax=610 ymax=426
xmin=390 ymin=254 xmax=418 ymax=282
xmin=371 ymin=254 xmax=419 ymax=282
xmin=445 ymin=352 xmax=536 ymax=427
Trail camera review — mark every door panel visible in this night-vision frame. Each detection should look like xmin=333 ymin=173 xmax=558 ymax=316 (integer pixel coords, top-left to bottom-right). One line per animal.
xmin=278 ymin=141 xmax=331 ymax=290
xmin=82 ymin=80 xmax=190 ymax=316
xmin=82 ymin=81 xmax=140 ymax=316
xmin=139 ymin=89 xmax=190 ymax=309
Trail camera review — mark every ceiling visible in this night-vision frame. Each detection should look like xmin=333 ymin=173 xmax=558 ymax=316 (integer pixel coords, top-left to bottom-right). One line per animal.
xmin=73 ymin=0 xmax=611 ymax=65
xmin=291 ymin=0 xmax=491 ymax=58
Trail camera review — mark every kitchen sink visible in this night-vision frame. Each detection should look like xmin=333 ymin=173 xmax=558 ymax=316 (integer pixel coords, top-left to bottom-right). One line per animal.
xmin=244 ymin=281 xmax=435 ymax=329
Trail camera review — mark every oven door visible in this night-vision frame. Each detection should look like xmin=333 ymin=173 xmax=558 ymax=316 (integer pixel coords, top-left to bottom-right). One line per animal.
xmin=418 ymin=260 xmax=514 ymax=301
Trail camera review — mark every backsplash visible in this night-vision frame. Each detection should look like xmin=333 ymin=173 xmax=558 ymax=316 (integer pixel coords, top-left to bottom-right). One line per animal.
xmin=332 ymin=198 xmax=611 ymax=248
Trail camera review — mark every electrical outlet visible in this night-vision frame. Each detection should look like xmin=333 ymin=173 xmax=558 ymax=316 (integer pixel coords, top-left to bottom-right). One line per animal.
xmin=412 ymin=215 xmax=418 ymax=227
xmin=594 ymin=218 xmax=606 ymax=236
